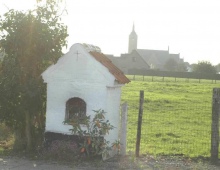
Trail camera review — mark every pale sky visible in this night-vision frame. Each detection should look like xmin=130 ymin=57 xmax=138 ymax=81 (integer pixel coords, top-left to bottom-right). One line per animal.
xmin=1 ymin=0 xmax=220 ymax=65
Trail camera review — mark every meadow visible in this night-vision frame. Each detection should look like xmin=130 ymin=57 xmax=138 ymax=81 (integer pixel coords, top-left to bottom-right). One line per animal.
xmin=121 ymin=75 xmax=220 ymax=158
xmin=0 ymin=75 xmax=220 ymax=159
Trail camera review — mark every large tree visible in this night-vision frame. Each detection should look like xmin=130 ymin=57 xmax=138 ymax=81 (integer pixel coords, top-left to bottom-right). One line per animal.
xmin=177 ymin=63 xmax=187 ymax=72
xmin=192 ymin=61 xmax=217 ymax=74
xmin=0 ymin=0 xmax=68 ymax=151
xmin=164 ymin=58 xmax=178 ymax=71
xmin=215 ymin=63 xmax=220 ymax=73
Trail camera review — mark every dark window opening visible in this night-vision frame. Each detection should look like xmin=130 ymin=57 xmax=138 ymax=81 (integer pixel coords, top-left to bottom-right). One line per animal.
xmin=65 ymin=97 xmax=86 ymax=122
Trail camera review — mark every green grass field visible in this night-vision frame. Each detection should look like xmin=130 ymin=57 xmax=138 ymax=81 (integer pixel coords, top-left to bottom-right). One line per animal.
xmin=121 ymin=75 xmax=220 ymax=158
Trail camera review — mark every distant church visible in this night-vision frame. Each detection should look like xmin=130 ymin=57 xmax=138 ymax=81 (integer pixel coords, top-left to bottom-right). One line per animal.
xmin=128 ymin=24 xmax=138 ymax=53
xmin=107 ymin=24 xmax=184 ymax=74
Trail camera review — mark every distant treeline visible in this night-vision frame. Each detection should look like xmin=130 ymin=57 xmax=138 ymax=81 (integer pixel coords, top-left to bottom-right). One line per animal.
xmin=127 ymin=69 xmax=220 ymax=80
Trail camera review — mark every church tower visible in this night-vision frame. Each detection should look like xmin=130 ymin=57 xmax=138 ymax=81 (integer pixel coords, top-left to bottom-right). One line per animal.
xmin=128 ymin=23 xmax=138 ymax=53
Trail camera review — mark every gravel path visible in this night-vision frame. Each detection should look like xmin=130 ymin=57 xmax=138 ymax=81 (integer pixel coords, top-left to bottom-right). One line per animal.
xmin=137 ymin=156 xmax=220 ymax=170
xmin=0 ymin=155 xmax=220 ymax=170
xmin=0 ymin=156 xmax=73 ymax=170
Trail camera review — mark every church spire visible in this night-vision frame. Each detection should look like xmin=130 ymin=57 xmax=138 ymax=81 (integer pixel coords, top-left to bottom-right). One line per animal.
xmin=128 ymin=23 xmax=138 ymax=53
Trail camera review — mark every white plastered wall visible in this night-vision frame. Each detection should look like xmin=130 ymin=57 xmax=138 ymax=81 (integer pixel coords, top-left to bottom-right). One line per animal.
xmin=42 ymin=44 xmax=123 ymax=143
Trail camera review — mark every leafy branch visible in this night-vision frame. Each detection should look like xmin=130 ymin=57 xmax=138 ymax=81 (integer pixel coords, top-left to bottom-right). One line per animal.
xmin=64 ymin=109 xmax=115 ymax=157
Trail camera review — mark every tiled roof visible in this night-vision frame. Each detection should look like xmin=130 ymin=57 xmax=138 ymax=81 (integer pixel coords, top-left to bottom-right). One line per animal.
xmin=136 ymin=49 xmax=180 ymax=66
xmin=89 ymin=51 xmax=130 ymax=84
xmin=137 ymin=49 xmax=169 ymax=64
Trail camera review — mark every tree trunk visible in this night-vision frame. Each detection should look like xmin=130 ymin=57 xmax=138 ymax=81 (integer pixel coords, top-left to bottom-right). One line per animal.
xmin=25 ymin=111 xmax=32 ymax=151
xmin=14 ymin=128 xmax=26 ymax=151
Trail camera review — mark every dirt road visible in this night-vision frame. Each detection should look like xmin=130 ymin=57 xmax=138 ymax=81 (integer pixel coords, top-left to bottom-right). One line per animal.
xmin=0 ymin=156 xmax=142 ymax=170
xmin=0 ymin=156 xmax=75 ymax=170
xmin=1 ymin=155 xmax=220 ymax=170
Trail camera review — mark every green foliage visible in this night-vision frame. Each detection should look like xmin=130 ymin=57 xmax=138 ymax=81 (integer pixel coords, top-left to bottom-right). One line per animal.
xmin=65 ymin=109 xmax=115 ymax=157
xmin=0 ymin=0 xmax=68 ymax=151
xmin=164 ymin=59 xmax=187 ymax=72
xmin=122 ymin=76 xmax=220 ymax=157
xmin=112 ymin=140 xmax=121 ymax=155
xmin=164 ymin=58 xmax=178 ymax=71
xmin=0 ymin=123 xmax=12 ymax=142
xmin=192 ymin=61 xmax=217 ymax=74
xmin=215 ymin=63 xmax=220 ymax=73
xmin=177 ymin=62 xmax=187 ymax=72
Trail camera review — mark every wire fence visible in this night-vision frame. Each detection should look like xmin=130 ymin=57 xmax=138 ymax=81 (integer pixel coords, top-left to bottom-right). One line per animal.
xmin=125 ymin=90 xmax=217 ymax=159
xmin=127 ymin=75 xmax=220 ymax=84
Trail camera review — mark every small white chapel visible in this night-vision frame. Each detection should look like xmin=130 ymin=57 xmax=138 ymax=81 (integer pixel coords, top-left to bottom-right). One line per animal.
xmin=42 ymin=43 xmax=130 ymax=145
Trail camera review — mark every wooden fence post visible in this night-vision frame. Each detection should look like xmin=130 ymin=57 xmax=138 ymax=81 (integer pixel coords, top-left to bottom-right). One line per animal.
xmin=120 ymin=102 xmax=128 ymax=156
xmin=211 ymin=88 xmax=220 ymax=164
xmin=136 ymin=90 xmax=144 ymax=157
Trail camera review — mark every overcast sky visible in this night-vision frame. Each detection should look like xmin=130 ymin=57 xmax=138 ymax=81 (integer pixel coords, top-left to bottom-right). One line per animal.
xmin=1 ymin=0 xmax=220 ymax=65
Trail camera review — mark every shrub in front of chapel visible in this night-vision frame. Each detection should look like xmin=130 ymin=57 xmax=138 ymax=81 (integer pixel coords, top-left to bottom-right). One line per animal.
xmin=64 ymin=109 xmax=115 ymax=158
